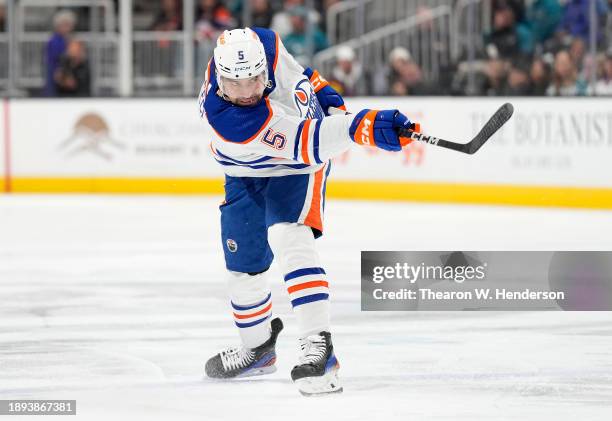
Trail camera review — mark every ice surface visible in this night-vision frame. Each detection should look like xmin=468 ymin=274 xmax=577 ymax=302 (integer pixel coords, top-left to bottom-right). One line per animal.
xmin=1 ymin=195 xmax=611 ymax=420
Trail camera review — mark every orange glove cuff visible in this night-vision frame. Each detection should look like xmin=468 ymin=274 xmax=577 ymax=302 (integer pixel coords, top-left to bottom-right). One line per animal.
xmin=308 ymin=69 xmax=329 ymax=93
xmin=399 ymin=123 xmax=420 ymax=147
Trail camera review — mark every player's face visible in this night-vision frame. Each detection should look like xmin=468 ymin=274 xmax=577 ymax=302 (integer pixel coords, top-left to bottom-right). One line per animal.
xmin=221 ymin=74 xmax=266 ymax=106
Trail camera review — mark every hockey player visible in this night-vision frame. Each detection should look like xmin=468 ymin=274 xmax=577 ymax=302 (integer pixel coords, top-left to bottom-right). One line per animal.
xmin=199 ymin=27 xmax=413 ymax=396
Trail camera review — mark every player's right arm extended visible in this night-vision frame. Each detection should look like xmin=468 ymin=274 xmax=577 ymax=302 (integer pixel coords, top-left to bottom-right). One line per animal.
xmin=250 ymin=108 xmax=414 ymax=165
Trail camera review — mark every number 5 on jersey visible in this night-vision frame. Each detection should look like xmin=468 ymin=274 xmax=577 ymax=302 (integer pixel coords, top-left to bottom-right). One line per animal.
xmin=261 ymin=128 xmax=287 ymax=150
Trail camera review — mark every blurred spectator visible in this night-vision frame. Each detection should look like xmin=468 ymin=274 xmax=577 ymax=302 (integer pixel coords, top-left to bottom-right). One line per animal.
xmin=195 ymin=0 xmax=235 ymax=77
xmin=529 ymin=55 xmax=553 ymax=95
xmin=482 ymin=56 xmax=509 ymax=96
xmin=387 ymin=47 xmax=430 ymax=96
xmin=322 ymin=0 xmax=341 ymax=9
xmin=271 ymin=0 xmax=320 ymax=39
xmin=282 ymin=6 xmax=328 ymax=65
xmin=147 ymin=0 xmax=183 ymax=78
xmin=415 ymin=4 xmax=436 ymax=31
xmin=453 ymin=44 xmax=510 ymax=96
xmin=546 ymin=49 xmax=588 ymax=95
xmin=195 ymin=0 xmax=235 ymax=41
xmin=504 ymin=59 xmax=531 ymax=95
xmin=498 ymin=0 xmax=526 ymax=21
xmin=526 ymin=0 xmax=562 ymax=45
xmin=150 ymin=0 xmax=183 ymax=31
xmin=328 ymin=46 xmax=363 ymax=96
xmin=557 ymin=0 xmax=608 ymax=44
xmin=593 ymin=50 xmax=612 ymax=95
xmin=226 ymin=0 xmax=241 ymax=16
xmin=54 ymin=40 xmax=91 ymax=97
xmin=249 ymin=0 xmax=274 ymax=28
xmin=0 ymin=0 xmax=5 ymax=32
xmin=45 ymin=9 xmax=76 ymax=97
xmin=569 ymin=37 xmax=586 ymax=73
xmin=484 ymin=1 xmax=534 ymax=58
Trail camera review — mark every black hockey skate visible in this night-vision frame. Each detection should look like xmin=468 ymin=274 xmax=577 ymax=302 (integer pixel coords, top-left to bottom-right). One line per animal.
xmin=205 ymin=317 xmax=283 ymax=379
xmin=291 ymin=331 xmax=342 ymax=396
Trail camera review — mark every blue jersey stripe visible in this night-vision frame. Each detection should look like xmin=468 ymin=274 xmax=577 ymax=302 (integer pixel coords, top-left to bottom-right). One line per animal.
xmin=235 ymin=315 xmax=271 ymax=328
xmin=291 ymin=293 xmax=329 ymax=307
xmin=214 ymin=148 xmax=275 ymax=165
xmin=312 ymin=119 xmax=322 ymax=164
xmin=231 ymin=292 xmax=271 ymax=311
xmin=284 ymin=267 xmax=326 ymax=282
xmin=252 ymin=27 xmax=278 ymax=95
xmin=293 ymin=120 xmax=305 ymax=161
xmin=322 ymin=161 xmax=331 ymax=212
xmin=214 ymin=158 xmax=311 ymax=170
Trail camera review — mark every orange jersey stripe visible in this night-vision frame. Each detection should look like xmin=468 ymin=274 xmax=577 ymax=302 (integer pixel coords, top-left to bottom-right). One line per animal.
xmin=287 ymin=280 xmax=329 ymax=294
xmin=233 ymin=302 xmax=272 ymax=320
xmin=300 ymin=119 xmax=312 ymax=164
xmin=205 ymin=59 xmax=212 ymax=83
xmin=304 ymin=164 xmax=325 ymax=232
xmin=273 ymin=33 xmax=280 ymax=71
xmin=200 ymin=59 xmax=213 ymax=104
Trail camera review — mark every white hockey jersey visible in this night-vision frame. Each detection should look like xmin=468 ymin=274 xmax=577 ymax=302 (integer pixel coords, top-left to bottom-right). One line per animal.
xmin=198 ymin=27 xmax=356 ymax=177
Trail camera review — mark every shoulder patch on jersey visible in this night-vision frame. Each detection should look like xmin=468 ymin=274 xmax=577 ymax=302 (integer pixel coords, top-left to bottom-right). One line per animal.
xmin=293 ymin=79 xmax=324 ymax=119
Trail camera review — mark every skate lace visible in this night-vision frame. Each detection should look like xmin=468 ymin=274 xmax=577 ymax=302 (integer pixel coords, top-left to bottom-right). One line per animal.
xmin=220 ymin=347 xmax=255 ymax=371
xmin=298 ymin=334 xmax=327 ymax=365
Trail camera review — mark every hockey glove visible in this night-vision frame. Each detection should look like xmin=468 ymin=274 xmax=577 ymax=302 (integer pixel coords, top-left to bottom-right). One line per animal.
xmin=349 ymin=109 xmax=413 ymax=151
xmin=303 ymin=67 xmax=346 ymax=116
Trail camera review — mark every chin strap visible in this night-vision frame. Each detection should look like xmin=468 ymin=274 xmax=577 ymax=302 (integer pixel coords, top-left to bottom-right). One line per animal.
xmin=216 ymin=88 xmax=229 ymax=101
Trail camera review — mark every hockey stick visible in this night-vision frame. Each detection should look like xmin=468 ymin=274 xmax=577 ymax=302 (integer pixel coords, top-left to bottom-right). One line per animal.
xmin=330 ymin=102 xmax=514 ymax=155
xmin=398 ymin=102 xmax=514 ymax=154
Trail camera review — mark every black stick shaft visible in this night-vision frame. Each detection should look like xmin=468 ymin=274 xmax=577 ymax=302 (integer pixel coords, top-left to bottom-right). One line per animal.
xmin=398 ymin=130 xmax=466 ymax=153
xmin=330 ymin=103 xmax=513 ymax=155
xmin=397 ymin=102 xmax=514 ymax=155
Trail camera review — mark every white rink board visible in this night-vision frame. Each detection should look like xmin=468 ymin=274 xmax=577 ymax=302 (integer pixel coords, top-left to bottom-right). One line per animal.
xmin=341 ymin=97 xmax=612 ymax=187
xmin=9 ymin=99 xmax=223 ymax=178
xmin=8 ymin=97 xmax=612 ymax=187
xmin=0 ymin=100 xmax=6 ymax=182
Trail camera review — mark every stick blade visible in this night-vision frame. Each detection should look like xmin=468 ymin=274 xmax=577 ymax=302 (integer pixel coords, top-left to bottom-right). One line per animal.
xmin=466 ymin=102 xmax=514 ymax=154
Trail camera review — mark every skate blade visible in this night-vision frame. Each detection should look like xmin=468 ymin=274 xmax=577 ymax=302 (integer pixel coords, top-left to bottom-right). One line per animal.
xmin=294 ymin=366 xmax=343 ymax=396
xmin=235 ymin=365 xmax=277 ymax=379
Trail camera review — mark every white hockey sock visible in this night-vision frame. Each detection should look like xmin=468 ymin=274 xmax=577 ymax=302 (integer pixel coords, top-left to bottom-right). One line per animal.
xmin=227 ymin=270 xmax=273 ymax=349
xmin=268 ymin=222 xmax=330 ymax=337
